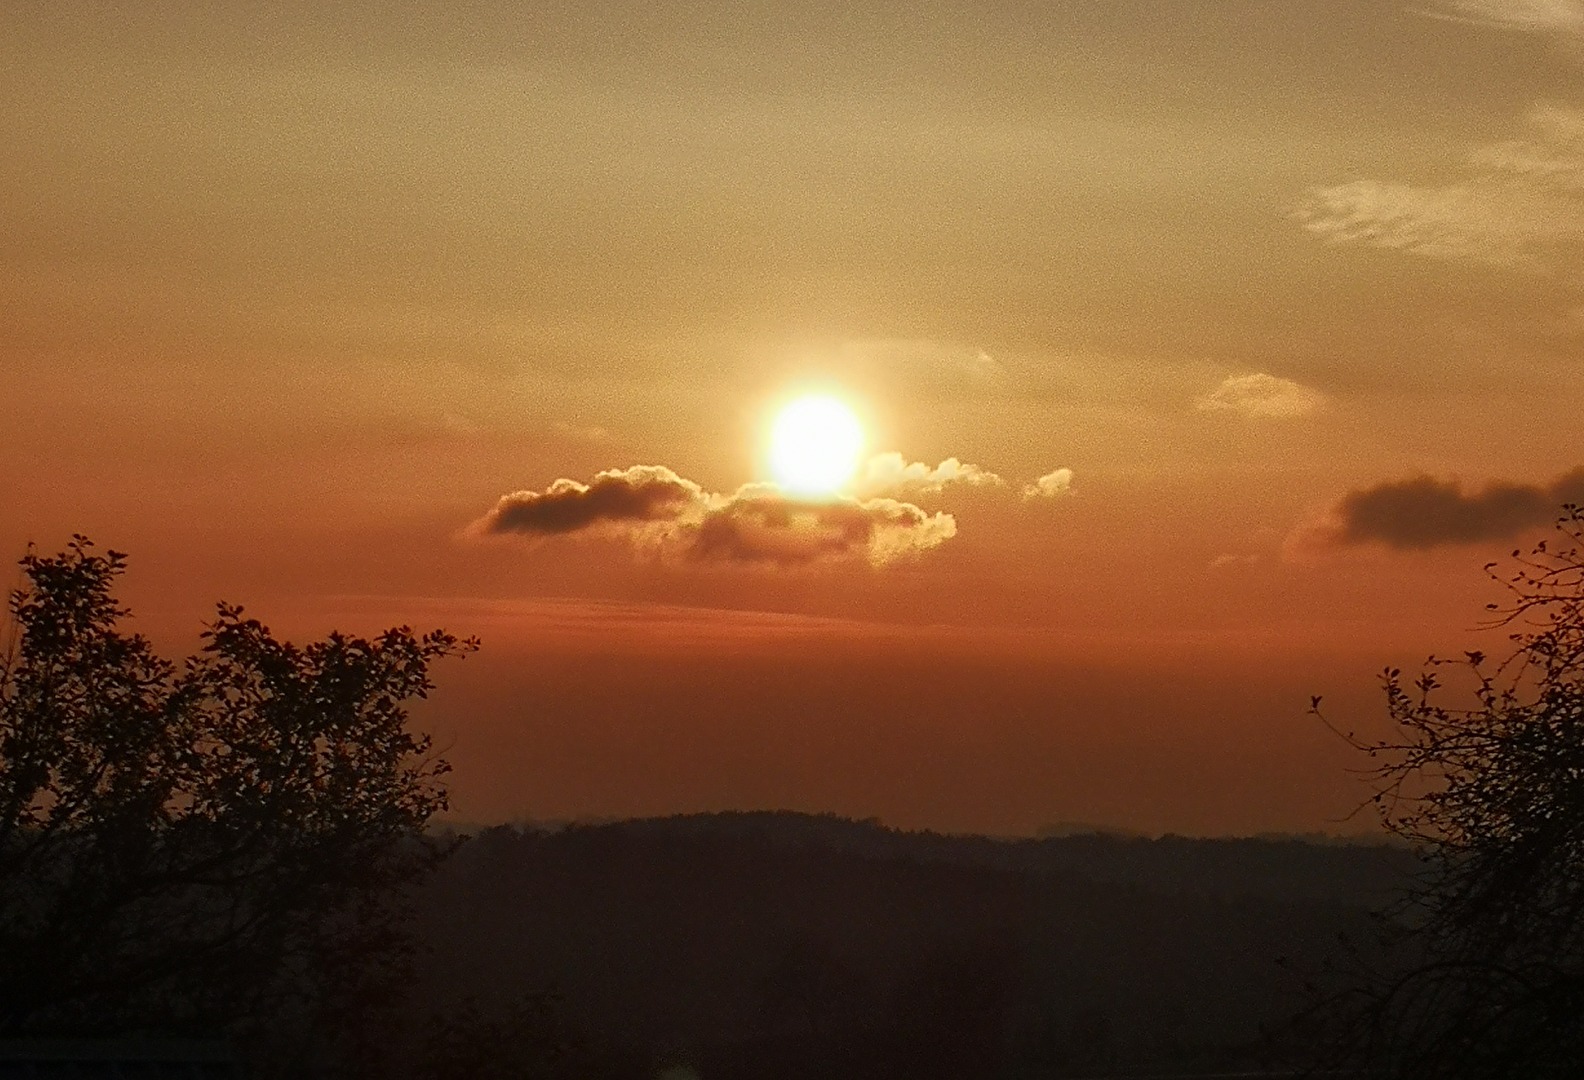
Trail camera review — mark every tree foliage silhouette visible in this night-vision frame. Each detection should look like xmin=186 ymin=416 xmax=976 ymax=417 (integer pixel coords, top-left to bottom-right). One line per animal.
xmin=1317 ymin=506 xmax=1584 ymax=1078
xmin=0 ymin=537 xmax=475 ymax=1052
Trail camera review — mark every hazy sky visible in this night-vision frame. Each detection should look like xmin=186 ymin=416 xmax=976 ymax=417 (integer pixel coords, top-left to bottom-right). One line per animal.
xmin=5 ymin=0 xmax=1583 ymax=834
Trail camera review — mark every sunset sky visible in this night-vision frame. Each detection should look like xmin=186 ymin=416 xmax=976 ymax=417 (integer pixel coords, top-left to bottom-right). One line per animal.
xmin=4 ymin=0 xmax=1583 ymax=835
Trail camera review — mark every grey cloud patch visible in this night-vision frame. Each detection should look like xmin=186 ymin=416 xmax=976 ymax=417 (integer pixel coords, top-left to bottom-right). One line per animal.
xmin=472 ymin=468 xmax=955 ymax=567
xmin=477 ymin=465 xmax=706 ymax=536
xmin=1314 ymin=468 xmax=1584 ymax=550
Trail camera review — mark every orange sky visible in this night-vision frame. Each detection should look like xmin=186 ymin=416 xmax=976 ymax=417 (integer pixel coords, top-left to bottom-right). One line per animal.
xmin=4 ymin=0 xmax=1583 ymax=834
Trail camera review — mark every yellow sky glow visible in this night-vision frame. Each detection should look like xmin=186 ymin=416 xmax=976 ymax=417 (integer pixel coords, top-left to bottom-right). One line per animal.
xmin=3 ymin=0 xmax=1583 ymax=833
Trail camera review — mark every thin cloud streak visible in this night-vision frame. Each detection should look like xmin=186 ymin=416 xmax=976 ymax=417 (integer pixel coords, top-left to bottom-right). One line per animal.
xmin=834 ymin=339 xmax=1006 ymax=384
xmin=1425 ymin=0 xmax=1584 ymax=39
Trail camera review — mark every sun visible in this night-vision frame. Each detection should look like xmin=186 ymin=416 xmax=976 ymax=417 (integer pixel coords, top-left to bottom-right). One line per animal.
xmin=768 ymin=395 xmax=865 ymax=497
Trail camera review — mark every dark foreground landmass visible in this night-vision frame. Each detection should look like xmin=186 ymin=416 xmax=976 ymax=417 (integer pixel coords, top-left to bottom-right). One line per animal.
xmin=406 ymin=812 xmax=1415 ymax=1079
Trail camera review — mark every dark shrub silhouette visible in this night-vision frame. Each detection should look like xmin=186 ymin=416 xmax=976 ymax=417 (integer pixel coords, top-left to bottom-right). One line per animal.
xmin=0 ymin=537 xmax=474 ymax=1072
xmin=1318 ymin=506 xmax=1584 ymax=1078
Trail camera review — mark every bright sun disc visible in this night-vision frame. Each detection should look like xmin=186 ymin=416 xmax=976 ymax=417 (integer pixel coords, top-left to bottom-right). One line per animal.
xmin=769 ymin=396 xmax=864 ymax=496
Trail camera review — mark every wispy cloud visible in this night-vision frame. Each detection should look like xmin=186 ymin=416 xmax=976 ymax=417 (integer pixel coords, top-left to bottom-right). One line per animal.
xmin=1295 ymin=103 xmax=1584 ymax=272
xmin=1023 ymin=468 xmax=1074 ymax=501
xmin=1424 ymin=0 xmax=1584 ymax=40
xmin=1197 ymin=373 xmax=1325 ymax=418
xmin=1295 ymin=467 xmax=1584 ymax=551
xmin=1470 ymin=103 xmax=1584 ymax=188
xmin=470 ymin=465 xmax=956 ymax=567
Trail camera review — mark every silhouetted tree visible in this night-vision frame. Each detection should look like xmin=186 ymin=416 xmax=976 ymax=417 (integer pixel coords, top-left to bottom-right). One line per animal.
xmin=0 ymin=537 xmax=475 ymax=1070
xmin=1317 ymin=506 xmax=1584 ymax=1078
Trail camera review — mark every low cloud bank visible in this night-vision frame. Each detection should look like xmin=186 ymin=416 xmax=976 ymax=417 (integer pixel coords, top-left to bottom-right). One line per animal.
xmin=473 ymin=466 xmax=956 ymax=567
xmin=690 ymin=484 xmax=957 ymax=567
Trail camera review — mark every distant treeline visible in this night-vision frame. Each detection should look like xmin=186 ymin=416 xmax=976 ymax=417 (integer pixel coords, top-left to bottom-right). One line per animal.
xmin=405 ymin=811 xmax=1417 ymax=1079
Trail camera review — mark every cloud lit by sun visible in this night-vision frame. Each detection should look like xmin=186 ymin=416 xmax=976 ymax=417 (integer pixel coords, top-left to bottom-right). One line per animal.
xmin=466 ymin=381 xmax=1078 ymax=569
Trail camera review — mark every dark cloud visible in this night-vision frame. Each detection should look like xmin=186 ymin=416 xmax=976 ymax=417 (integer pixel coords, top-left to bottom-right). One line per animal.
xmin=476 ymin=466 xmax=706 ymax=536
xmin=1316 ymin=468 xmax=1584 ymax=550
xmin=471 ymin=470 xmax=955 ymax=567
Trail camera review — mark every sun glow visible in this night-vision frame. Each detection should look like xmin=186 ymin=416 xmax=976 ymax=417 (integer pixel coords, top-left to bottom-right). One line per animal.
xmin=768 ymin=396 xmax=865 ymax=497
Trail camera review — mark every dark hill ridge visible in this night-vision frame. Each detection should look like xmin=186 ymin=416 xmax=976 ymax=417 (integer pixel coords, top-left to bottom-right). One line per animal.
xmin=410 ymin=813 xmax=1414 ymax=1079
xmin=574 ymin=810 xmax=1417 ymax=905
